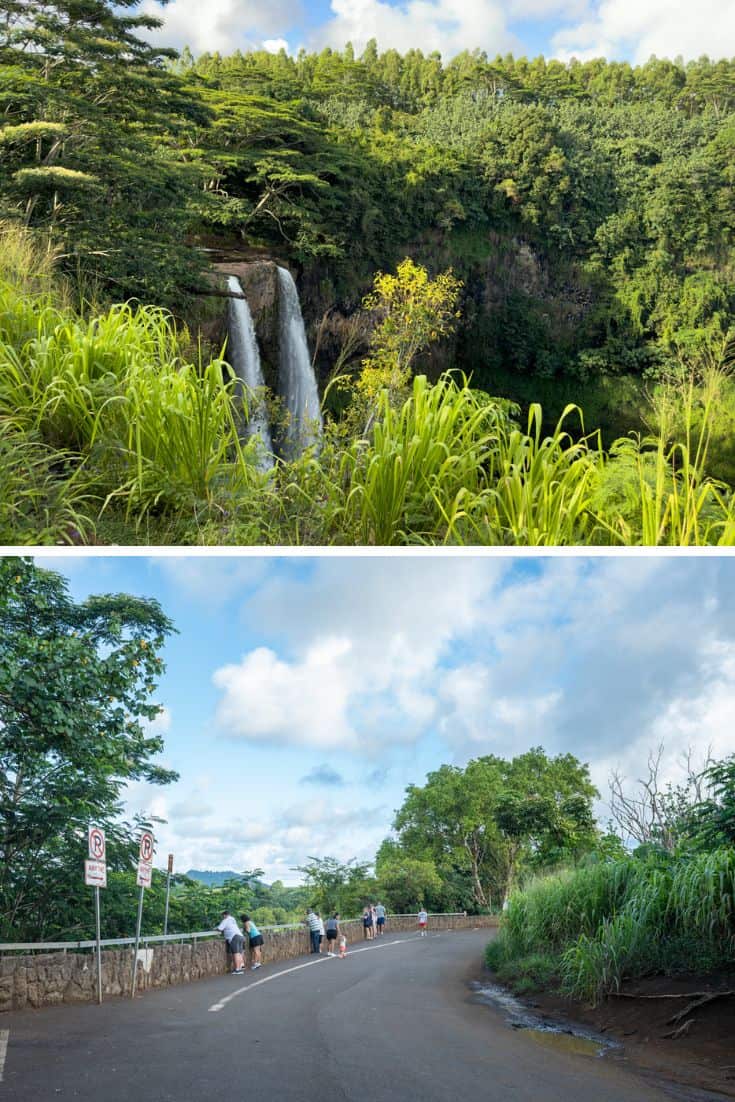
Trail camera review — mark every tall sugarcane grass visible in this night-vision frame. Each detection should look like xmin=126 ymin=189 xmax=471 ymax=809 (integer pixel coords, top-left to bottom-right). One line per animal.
xmin=0 ymin=285 xmax=271 ymax=526
xmin=1 ymin=221 xmax=735 ymax=545
xmin=0 ymin=422 xmax=93 ymax=544
xmin=333 ymin=375 xmax=509 ymax=544
xmin=492 ymin=850 xmax=735 ymax=1005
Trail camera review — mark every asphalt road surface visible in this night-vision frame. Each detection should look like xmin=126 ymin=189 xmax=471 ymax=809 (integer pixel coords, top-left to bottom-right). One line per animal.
xmin=3 ymin=929 xmax=686 ymax=1101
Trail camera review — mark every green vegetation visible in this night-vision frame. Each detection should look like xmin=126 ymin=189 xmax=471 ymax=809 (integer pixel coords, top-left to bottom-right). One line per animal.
xmin=2 ymin=225 xmax=735 ymax=546
xmin=2 ymin=2 xmax=735 ymax=544
xmin=0 ymin=557 xmax=176 ymax=940
xmin=486 ymin=754 xmax=735 ymax=1003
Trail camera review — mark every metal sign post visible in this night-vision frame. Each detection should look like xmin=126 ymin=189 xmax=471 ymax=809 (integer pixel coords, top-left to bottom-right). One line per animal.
xmin=163 ymin=853 xmax=174 ymax=937
xmin=94 ymin=886 xmax=102 ymax=1005
xmin=130 ymin=831 xmax=154 ymax=999
xmin=86 ymin=825 xmax=106 ymax=1005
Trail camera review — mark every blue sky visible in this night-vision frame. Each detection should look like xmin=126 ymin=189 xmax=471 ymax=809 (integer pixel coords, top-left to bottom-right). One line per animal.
xmin=34 ymin=553 xmax=735 ymax=882
xmin=139 ymin=0 xmax=735 ymax=65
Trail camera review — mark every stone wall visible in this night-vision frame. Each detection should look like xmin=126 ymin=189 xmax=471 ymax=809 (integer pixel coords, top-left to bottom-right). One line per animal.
xmin=0 ymin=915 xmax=497 ymax=1012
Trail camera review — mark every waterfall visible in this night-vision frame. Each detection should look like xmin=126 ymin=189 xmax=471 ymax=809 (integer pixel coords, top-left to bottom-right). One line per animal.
xmin=276 ymin=266 xmax=323 ymax=457
xmin=226 ymin=276 xmax=274 ymax=467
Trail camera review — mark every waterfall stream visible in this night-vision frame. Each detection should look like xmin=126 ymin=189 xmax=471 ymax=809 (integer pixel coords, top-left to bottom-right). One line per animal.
xmin=225 ymin=276 xmax=274 ymax=468
xmin=276 ymin=266 xmax=323 ymax=457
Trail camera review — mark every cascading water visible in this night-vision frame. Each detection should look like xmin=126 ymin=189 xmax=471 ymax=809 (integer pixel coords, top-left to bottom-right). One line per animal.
xmin=225 ymin=275 xmax=274 ymax=468
xmin=276 ymin=266 xmax=323 ymax=457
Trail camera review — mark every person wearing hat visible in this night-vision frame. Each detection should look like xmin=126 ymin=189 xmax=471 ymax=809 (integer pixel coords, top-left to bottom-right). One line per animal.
xmin=217 ymin=909 xmax=245 ymax=974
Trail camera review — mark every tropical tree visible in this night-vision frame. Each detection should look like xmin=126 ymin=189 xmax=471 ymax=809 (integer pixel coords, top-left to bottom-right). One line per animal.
xmin=0 ymin=557 xmax=177 ymax=939
xmin=0 ymin=0 xmax=207 ymax=301
xmin=293 ymin=855 xmax=374 ymax=916
xmin=393 ymin=749 xmax=598 ymax=910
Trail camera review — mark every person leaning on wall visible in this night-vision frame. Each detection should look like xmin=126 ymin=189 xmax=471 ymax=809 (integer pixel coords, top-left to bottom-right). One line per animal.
xmin=217 ymin=909 xmax=245 ymax=974
xmin=241 ymin=913 xmax=264 ymax=970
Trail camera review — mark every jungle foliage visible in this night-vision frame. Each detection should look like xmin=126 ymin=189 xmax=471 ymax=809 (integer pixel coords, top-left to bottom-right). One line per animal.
xmin=2 ymin=225 xmax=735 ymax=546
xmin=486 ymin=752 xmax=735 ymax=1002
xmin=1 ymin=2 xmax=733 ymax=381
xmin=2 ymin=3 xmax=735 ymax=543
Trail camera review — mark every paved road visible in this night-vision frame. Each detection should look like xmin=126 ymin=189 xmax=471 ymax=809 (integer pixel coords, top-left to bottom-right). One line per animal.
xmin=3 ymin=930 xmax=681 ymax=1101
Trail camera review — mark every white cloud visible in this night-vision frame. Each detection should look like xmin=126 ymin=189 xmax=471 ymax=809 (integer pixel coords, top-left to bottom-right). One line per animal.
xmin=213 ymin=558 xmax=506 ymax=751
xmin=313 ymin=0 xmax=517 ymax=58
xmin=139 ymin=0 xmax=302 ymax=55
xmin=431 ymin=558 xmax=735 ymax=774
xmin=213 ymin=637 xmax=357 ymax=749
xmin=152 ymin=557 xmax=271 ymax=605
xmin=263 ymin=38 xmax=291 ymax=53
xmin=170 ymin=794 xmax=214 ymax=820
xmin=552 ymin=0 xmax=735 ymax=63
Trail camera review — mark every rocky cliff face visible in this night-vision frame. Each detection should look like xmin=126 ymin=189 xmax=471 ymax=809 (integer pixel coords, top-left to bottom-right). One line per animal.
xmin=211 ymin=260 xmax=292 ymax=392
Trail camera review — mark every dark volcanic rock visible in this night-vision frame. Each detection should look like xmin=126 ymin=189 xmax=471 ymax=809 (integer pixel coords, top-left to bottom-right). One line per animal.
xmin=213 ymin=260 xmax=287 ymax=391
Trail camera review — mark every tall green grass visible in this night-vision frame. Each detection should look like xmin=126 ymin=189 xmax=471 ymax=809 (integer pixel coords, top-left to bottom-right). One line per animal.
xmin=1 ymin=222 xmax=735 ymax=545
xmin=0 ymin=281 xmax=270 ymax=529
xmin=491 ymin=850 xmax=735 ymax=1004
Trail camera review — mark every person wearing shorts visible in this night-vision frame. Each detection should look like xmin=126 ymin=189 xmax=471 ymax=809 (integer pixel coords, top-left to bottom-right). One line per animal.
xmin=418 ymin=908 xmax=428 ymax=936
xmin=325 ymin=913 xmax=340 ymax=955
xmin=217 ymin=910 xmax=245 ymax=973
xmin=362 ymin=906 xmax=372 ymax=940
xmin=375 ymin=902 xmax=386 ymax=935
xmin=242 ymin=913 xmax=264 ymax=970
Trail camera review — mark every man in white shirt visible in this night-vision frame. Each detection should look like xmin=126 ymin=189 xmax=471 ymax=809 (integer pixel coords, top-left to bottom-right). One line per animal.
xmin=305 ymin=908 xmax=322 ymax=954
xmin=417 ymin=908 xmax=428 ymax=936
xmin=217 ymin=910 xmax=245 ymax=974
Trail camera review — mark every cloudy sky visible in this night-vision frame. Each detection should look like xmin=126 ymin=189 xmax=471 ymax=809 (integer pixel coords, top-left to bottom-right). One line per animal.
xmin=138 ymin=0 xmax=735 ymax=63
xmin=34 ymin=553 xmax=735 ymax=883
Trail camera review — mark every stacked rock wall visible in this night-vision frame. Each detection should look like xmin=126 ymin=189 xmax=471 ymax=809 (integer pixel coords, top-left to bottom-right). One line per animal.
xmin=0 ymin=914 xmax=497 ymax=1012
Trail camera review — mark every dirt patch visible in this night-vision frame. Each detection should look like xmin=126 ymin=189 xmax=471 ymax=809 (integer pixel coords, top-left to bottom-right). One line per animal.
xmin=506 ymin=971 xmax=735 ymax=1099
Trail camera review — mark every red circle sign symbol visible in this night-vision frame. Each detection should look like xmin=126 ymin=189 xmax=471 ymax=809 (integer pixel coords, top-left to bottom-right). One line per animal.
xmin=89 ymin=826 xmax=105 ymax=860
xmin=139 ymin=831 xmax=154 ymax=862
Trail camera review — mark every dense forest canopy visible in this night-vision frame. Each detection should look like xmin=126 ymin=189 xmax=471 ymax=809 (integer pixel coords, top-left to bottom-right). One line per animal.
xmin=2 ymin=4 xmax=733 ymax=391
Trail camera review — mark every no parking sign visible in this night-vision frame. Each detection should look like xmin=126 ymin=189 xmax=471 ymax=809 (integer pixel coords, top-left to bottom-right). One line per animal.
xmin=138 ymin=831 xmax=154 ymax=863
xmin=88 ymin=825 xmax=106 ymax=862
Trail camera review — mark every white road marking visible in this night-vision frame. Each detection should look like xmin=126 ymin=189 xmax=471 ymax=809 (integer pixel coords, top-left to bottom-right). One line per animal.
xmin=208 ymin=937 xmax=409 ymax=1013
xmin=0 ymin=1029 xmax=8 ymax=1082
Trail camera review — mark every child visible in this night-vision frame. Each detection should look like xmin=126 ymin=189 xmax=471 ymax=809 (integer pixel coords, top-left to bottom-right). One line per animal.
xmin=339 ymin=934 xmax=347 ymax=958
xmin=417 ymin=907 xmax=428 ymax=936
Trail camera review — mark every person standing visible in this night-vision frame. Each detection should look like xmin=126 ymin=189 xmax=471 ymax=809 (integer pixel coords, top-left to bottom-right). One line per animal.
xmin=362 ymin=905 xmax=372 ymax=940
xmin=217 ymin=910 xmax=245 ymax=974
xmin=306 ymin=907 xmax=321 ymax=954
xmin=317 ymin=911 xmax=325 ymax=953
xmin=325 ymin=913 xmax=341 ymax=956
xmin=417 ymin=907 xmax=428 ymax=936
xmin=241 ymin=913 xmax=264 ymax=970
xmin=375 ymin=901 xmax=386 ymax=936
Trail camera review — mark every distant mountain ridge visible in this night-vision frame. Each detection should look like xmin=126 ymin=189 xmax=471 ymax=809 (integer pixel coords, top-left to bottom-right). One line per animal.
xmin=185 ymin=869 xmax=243 ymax=886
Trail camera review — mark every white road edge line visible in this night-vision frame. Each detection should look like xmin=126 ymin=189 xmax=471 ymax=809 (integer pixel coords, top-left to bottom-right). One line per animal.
xmin=208 ymin=937 xmax=409 ymax=1013
xmin=0 ymin=1029 xmax=9 ymax=1082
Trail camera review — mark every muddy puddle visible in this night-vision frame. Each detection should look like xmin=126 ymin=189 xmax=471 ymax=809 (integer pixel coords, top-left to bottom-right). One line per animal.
xmin=469 ymin=981 xmax=618 ymax=1058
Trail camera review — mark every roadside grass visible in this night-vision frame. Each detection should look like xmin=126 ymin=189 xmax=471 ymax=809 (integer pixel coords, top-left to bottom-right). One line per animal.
xmin=488 ymin=849 xmax=735 ymax=1006
xmin=485 ymin=942 xmax=560 ymax=995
